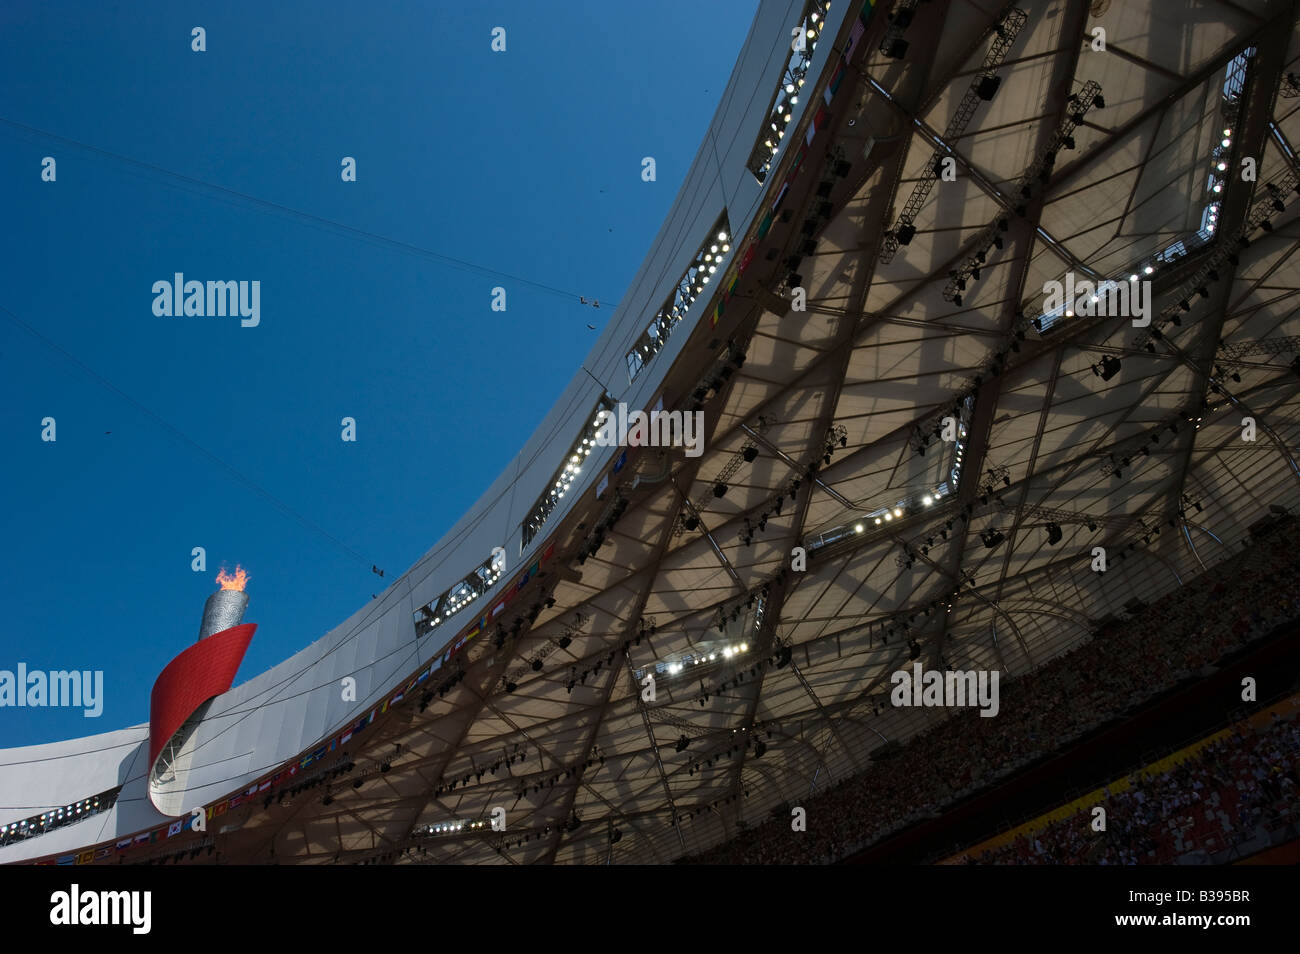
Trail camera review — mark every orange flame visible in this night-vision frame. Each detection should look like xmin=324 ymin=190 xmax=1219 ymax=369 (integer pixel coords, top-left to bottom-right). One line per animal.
xmin=216 ymin=565 xmax=250 ymax=592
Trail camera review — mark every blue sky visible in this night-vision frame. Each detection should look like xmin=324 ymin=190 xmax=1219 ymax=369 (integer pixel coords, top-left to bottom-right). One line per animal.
xmin=0 ymin=0 xmax=757 ymax=747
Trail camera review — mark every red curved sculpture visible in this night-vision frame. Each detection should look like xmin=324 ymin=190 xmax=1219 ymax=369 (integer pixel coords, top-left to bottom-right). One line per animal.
xmin=149 ymin=624 xmax=256 ymax=767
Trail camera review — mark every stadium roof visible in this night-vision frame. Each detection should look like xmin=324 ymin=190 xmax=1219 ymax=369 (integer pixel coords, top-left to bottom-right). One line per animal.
xmin=217 ymin=0 xmax=1300 ymax=864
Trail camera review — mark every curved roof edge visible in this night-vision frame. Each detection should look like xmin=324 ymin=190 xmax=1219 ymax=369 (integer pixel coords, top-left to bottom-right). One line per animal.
xmin=0 ymin=0 xmax=854 ymax=863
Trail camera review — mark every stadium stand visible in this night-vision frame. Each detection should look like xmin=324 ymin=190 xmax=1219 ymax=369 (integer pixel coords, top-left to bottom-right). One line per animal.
xmin=961 ymin=710 xmax=1300 ymax=864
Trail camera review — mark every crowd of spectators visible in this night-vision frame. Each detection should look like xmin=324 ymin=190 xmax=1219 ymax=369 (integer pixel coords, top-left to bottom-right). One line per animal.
xmin=966 ymin=714 xmax=1300 ymax=864
xmin=686 ymin=517 xmax=1300 ymax=864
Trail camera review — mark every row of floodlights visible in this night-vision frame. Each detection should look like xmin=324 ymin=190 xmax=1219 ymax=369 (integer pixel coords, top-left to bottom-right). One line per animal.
xmin=421 ymin=552 xmax=505 ymax=629
xmin=687 ymin=232 xmax=732 ymax=296
xmin=1 ymin=796 xmax=101 ymax=835
xmin=764 ymin=77 xmax=807 ymax=150
xmin=859 ymin=487 xmax=949 ymax=531
xmin=751 ymin=1 xmax=830 ymax=182
xmin=1039 ymin=126 xmax=1231 ymax=331
xmin=1127 ymin=128 xmax=1231 ymax=270
xmin=631 ymin=227 xmax=733 ymax=377
xmin=762 ymin=7 xmax=827 ymax=151
xmin=444 ymin=585 xmax=482 ymax=617
xmin=426 ymin=819 xmax=490 ymax=835
xmin=1200 ymin=127 xmax=1233 ymax=235
xmin=666 ymin=642 xmax=749 ymax=675
xmin=546 ymin=406 xmax=622 ymax=504
xmin=557 ymin=220 xmax=736 ymax=514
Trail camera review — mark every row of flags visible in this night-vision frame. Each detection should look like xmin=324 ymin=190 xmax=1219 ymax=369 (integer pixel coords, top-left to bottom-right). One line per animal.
xmin=713 ymin=0 xmax=877 ymax=329
xmin=35 ymin=534 xmax=564 ymax=865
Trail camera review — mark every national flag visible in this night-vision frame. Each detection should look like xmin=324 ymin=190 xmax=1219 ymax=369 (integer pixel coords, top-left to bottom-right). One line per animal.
xmin=229 ymin=793 xmax=246 ymax=809
xmin=490 ymin=599 xmax=506 ymax=618
xmin=391 ymin=691 xmax=404 ymax=704
xmin=56 ymin=854 xmax=76 ymax=865
xmin=596 ymin=473 xmax=609 ymax=500
xmin=612 ymin=450 xmax=628 ymax=473
xmin=543 ymin=542 xmax=556 ymax=562
xmin=258 ymin=779 xmax=273 ymax=792
xmin=846 ymin=17 xmax=866 ymax=58
xmin=417 ymin=666 xmax=432 ymax=682
xmin=94 ymin=847 xmax=111 ymax=860
xmin=339 ymin=731 xmax=353 ymax=747
xmin=133 ymin=832 xmax=150 ymax=845
xmin=826 ymin=64 xmax=846 ymax=103
xmin=77 ymin=850 xmax=94 ymax=864
xmin=116 ymin=838 xmax=132 ymax=851
xmin=167 ymin=820 xmax=184 ymax=837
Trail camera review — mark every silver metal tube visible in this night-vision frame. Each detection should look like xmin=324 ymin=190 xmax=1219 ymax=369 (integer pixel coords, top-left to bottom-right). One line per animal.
xmin=198 ymin=588 xmax=249 ymax=641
